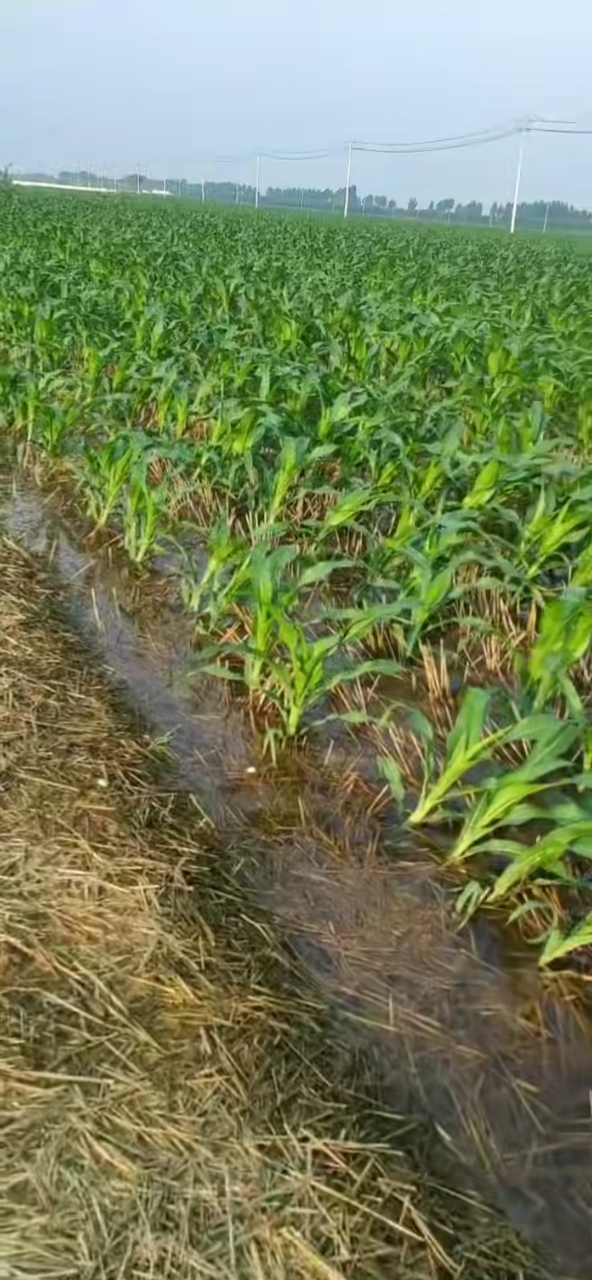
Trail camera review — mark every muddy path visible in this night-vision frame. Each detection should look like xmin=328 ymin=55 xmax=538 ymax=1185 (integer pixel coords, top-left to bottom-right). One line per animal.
xmin=2 ymin=473 xmax=592 ymax=1279
xmin=6 ymin=533 xmax=508 ymax=1280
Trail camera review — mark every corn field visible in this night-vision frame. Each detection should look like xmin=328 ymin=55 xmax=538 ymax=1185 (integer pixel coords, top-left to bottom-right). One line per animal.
xmin=2 ymin=186 xmax=592 ymax=965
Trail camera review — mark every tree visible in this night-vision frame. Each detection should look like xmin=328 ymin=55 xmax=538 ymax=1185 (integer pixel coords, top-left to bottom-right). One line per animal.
xmin=10 ymin=163 xmax=592 ymax=228
xmin=462 ymin=201 xmax=483 ymax=222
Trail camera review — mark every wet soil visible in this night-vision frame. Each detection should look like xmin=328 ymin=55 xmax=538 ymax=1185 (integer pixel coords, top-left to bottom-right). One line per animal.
xmin=2 ymin=474 xmax=591 ymax=1279
xmin=5 ymin=535 xmax=496 ymax=1280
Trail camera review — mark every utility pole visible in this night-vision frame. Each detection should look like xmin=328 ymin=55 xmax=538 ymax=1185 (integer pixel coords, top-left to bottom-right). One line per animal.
xmin=255 ymin=153 xmax=260 ymax=209
xmin=510 ymin=130 xmax=525 ymax=235
xmin=344 ymin=141 xmax=353 ymax=218
xmin=543 ymin=202 xmax=550 ymax=234
xmin=202 ymin=177 xmax=205 ymax=203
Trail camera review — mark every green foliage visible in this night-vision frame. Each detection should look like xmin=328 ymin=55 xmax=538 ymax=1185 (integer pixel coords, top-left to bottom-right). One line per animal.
xmin=529 ymin=590 xmax=592 ymax=713
xmin=195 ymin=539 xmax=402 ymax=742
xmin=2 ymin=186 xmax=592 ymax=961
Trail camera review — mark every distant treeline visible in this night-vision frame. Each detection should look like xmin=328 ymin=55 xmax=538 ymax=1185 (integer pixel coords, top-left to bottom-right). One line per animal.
xmin=15 ymin=170 xmax=592 ymax=230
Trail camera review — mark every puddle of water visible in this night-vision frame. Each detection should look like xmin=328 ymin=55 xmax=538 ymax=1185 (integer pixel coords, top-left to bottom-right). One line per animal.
xmin=243 ymin=827 xmax=592 ymax=1269
xmin=2 ymin=474 xmax=592 ymax=1279
xmin=2 ymin=483 xmax=259 ymax=824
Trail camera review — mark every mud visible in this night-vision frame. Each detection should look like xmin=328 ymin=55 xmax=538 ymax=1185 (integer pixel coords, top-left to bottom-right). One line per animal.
xmin=2 ymin=473 xmax=591 ymax=1279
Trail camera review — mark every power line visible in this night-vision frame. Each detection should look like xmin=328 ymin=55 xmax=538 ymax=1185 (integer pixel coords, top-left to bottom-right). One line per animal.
xmin=211 ymin=152 xmax=255 ymax=165
xmin=212 ymin=124 xmax=523 ymax=213
xmin=532 ymin=126 xmax=592 ymax=136
xmin=201 ymin=121 xmax=526 ymax=166
xmin=353 ymin=127 xmax=518 ymax=156
xmin=352 ymin=121 xmax=520 ymax=153
xmin=208 ymin=145 xmax=341 ymax=164
xmin=14 ymin=113 xmax=592 ymax=231
xmin=214 ymin=153 xmax=333 ymax=163
xmin=260 ymin=149 xmax=333 ymax=161
xmin=179 ymin=118 xmax=592 ymax=172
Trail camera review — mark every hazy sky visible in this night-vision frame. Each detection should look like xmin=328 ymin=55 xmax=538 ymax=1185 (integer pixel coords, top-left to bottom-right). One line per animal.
xmin=2 ymin=0 xmax=592 ymax=206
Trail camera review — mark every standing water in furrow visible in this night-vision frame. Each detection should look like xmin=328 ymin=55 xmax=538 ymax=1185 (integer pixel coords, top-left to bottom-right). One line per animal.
xmin=2 ymin=475 xmax=591 ymax=1279
xmin=2 ymin=188 xmax=592 ymax=1278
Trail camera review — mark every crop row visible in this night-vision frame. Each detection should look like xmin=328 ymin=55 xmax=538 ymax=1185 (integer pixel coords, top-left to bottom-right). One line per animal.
xmin=2 ymin=188 xmax=592 ymax=962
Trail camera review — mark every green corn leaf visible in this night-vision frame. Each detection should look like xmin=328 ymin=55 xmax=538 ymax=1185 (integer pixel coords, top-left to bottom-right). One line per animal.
xmin=378 ymin=756 xmax=406 ymax=807
xmin=445 ymin=688 xmax=493 ymax=763
xmin=539 ymin=913 xmax=592 ymax=966
xmin=298 ymin=559 xmax=353 ymax=588
xmin=487 ymin=822 xmax=592 ymax=900
xmin=199 ymin=663 xmax=245 ymax=682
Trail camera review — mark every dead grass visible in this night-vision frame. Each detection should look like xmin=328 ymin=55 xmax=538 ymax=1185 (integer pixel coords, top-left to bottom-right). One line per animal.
xmin=0 ymin=537 xmax=547 ymax=1279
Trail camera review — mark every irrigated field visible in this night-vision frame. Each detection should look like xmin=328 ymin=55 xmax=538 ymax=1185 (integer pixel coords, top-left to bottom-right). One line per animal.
xmin=1 ymin=186 xmax=592 ymax=1277
xmin=2 ymin=187 xmax=592 ymax=961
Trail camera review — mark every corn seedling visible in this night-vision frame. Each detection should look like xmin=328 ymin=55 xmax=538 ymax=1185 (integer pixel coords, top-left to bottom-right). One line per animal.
xmin=3 ymin=187 xmax=592 ymax=958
